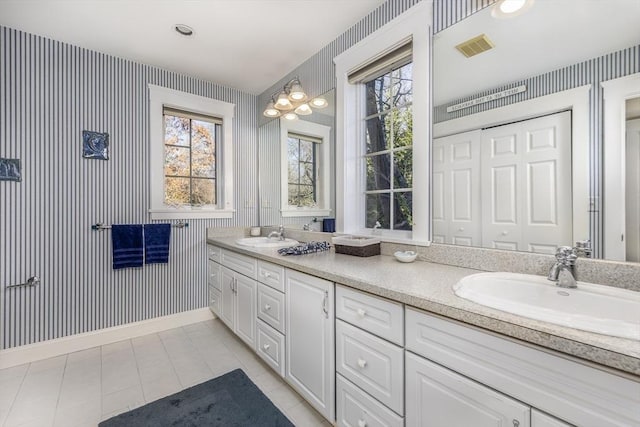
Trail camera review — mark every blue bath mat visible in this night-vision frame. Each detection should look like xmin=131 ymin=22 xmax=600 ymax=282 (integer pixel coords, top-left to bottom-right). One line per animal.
xmin=99 ymin=369 xmax=293 ymax=427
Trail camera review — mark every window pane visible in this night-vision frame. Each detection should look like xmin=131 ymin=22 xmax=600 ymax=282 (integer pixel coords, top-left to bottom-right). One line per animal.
xmin=365 ymin=74 xmax=393 ymax=116
xmin=300 ymin=162 xmax=314 ymax=186
xmin=394 ymin=148 xmax=412 ymax=189
xmin=365 ymin=193 xmax=390 ymax=229
xmin=366 ymin=153 xmax=391 ymax=191
xmin=164 ymin=146 xmax=190 ymax=176
xmin=288 ymin=186 xmax=299 ymax=206
xmin=389 ymin=63 xmax=412 ymax=107
xmin=365 ymin=116 xmax=390 ymax=154
xmin=299 ymin=140 xmax=314 ymax=163
xmin=164 ymin=115 xmax=190 ymax=146
xmin=191 ymin=178 xmax=215 ymax=205
xmin=394 ymin=191 xmax=413 ymax=230
xmin=191 ymin=120 xmax=216 ymax=154
xmin=165 ymin=177 xmax=190 ymax=205
xmin=393 ymin=106 xmax=412 ymax=148
xmin=298 ymin=185 xmax=315 ymax=207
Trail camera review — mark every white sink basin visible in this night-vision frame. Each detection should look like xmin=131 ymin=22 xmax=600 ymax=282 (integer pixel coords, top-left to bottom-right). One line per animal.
xmin=454 ymin=272 xmax=640 ymax=340
xmin=236 ymin=237 xmax=299 ymax=248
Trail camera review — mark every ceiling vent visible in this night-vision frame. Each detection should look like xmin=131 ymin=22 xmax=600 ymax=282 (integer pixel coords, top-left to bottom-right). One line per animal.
xmin=455 ymin=34 xmax=495 ymax=58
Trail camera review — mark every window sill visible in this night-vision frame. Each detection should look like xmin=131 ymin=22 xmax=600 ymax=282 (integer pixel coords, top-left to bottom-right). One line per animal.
xmin=149 ymin=208 xmax=235 ymax=220
xmin=281 ymin=208 xmax=331 ymax=218
xmin=350 ymin=228 xmax=432 ymax=247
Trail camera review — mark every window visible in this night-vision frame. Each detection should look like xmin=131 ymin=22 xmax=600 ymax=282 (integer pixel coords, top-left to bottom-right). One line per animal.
xmin=148 ymin=85 xmax=235 ymax=220
xmin=280 ymin=118 xmax=331 ymax=217
xmin=334 ymin=1 xmax=430 ymax=243
xmin=364 ymin=62 xmax=413 ymax=230
xmin=163 ymin=108 xmax=220 ymax=206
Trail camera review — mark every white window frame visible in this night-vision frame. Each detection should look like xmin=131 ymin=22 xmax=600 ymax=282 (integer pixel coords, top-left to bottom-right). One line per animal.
xmin=333 ymin=1 xmax=431 ymax=244
xmin=280 ymin=118 xmax=332 ymax=217
xmin=148 ymin=84 xmax=235 ymax=220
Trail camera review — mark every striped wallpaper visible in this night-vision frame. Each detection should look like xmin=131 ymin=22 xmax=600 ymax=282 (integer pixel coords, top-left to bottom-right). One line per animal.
xmin=0 ymin=26 xmax=258 ymax=349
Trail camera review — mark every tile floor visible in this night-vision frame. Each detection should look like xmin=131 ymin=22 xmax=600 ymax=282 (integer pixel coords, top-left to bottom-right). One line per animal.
xmin=0 ymin=319 xmax=331 ymax=427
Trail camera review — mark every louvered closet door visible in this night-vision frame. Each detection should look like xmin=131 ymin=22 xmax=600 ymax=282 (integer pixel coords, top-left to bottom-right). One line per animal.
xmin=481 ymin=111 xmax=572 ymax=253
xmin=432 ymin=130 xmax=482 ymax=246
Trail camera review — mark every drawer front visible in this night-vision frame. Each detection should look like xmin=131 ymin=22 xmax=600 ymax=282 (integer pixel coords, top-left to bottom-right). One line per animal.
xmin=221 ymin=249 xmax=257 ymax=279
xmin=256 ymin=320 xmax=285 ymax=377
xmin=208 ymin=260 xmax=222 ymax=291
xmin=405 ymin=307 xmax=640 ymax=427
xmin=336 ymin=320 xmax=404 ymax=415
xmin=257 ymin=260 xmax=285 ymax=292
xmin=207 ymin=245 xmax=222 ymax=263
xmin=336 ymin=374 xmax=404 ymax=427
xmin=257 ymin=283 xmax=286 ymax=334
xmin=209 ymin=287 xmax=221 ymax=317
xmin=336 ymin=285 xmax=404 ymax=346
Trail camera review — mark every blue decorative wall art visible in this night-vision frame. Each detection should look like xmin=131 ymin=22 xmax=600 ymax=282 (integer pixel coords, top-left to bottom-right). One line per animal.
xmin=0 ymin=158 xmax=21 ymax=181
xmin=82 ymin=130 xmax=109 ymax=160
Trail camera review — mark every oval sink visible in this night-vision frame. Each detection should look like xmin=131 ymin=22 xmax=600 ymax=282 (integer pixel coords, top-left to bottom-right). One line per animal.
xmin=454 ymin=272 xmax=640 ymax=340
xmin=236 ymin=237 xmax=299 ymax=248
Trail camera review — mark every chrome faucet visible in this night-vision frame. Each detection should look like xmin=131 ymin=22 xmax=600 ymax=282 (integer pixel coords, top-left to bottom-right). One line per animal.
xmin=268 ymin=224 xmax=285 ymax=241
xmin=372 ymin=221 xmax=382 ymax=234
xmin=548 ymin=246 xmax=578 ymax=288
xmin=303 ymin=218 xmax=317 ymax=231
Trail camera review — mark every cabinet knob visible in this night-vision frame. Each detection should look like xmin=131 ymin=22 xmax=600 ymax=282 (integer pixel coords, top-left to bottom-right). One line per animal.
xmin=357 ymin=358 xmax=367 ymax=368
xmin=512 ymin=421 xmax=520 ymax=427
xmin=357 ymin=420 xmax=367 ymax=427
xmin=211 ymin=298 xmax=216 ymax=303
xmin=356 ymin=308 xmax=366 ymax=317
xmin=458 ymin=227 xmax=464 ymax=232
xmin=263 ymin=344 xmax=270 ymax=351
xmin=264 ymin=304 xmax=271 ymax=311
xmin=502 ymin=231 xmax=509 ymax=236
xmin=263 ymin=271 xmax=272 ymax=278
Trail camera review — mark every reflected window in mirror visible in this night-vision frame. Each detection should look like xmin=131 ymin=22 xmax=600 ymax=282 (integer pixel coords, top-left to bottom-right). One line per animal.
xmin=280 ymin=118 xmax=331 ymax=218
xmin=364 ymin=62 xmax=413 ymax=231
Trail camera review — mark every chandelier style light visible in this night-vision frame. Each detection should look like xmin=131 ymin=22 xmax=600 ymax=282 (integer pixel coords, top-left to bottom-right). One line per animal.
xmin=263 ymin=77 xmax=328 ymax=120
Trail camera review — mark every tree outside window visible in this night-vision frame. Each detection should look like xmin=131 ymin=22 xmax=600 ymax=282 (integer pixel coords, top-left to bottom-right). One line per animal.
xmin=163 ymin=110 xmax=219 ymax=206
xmin=364 ymin=62 xmax=413 ymax=230
xmin=287 ymin=134 xmax=317 ymax=207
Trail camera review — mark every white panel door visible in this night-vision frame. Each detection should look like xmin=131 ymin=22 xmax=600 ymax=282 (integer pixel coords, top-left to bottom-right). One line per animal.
xmin=285 ymin=270 xmax=335 ymax=422
xmin=482 ymin=111 xmax=571 ymax=253
xmin=220 ymin=267 xmax=236 ymax=329
xmin=406 ymin=352 xmax=531 ymax=427
xmin=234 ymin=273 xmax=256 ymax=350
xmin=433 ymin=130 xmax=482 ymax=246
xmin=626 ymin=118 xmax=640 ymax=262
xmin=531 ymin=409 xmax=574 ymax=427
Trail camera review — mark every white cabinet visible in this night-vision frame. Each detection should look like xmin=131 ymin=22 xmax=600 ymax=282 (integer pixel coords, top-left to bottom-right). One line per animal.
xmin=285 ymin=269 xmax=335 ymax=422
xmin=336 ymin=374 xmax=403 ymax=427
xmin=532 ymin=410 xmax=574 ymax=427
xmin=220 ymin=266 xmax=256 ymax=350
xmin=406 ymin=351 xmax=531 ymax=427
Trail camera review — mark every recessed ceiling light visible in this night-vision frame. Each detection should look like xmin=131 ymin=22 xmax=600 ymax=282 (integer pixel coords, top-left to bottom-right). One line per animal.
xmin=175 ymin=24 xmax=194 ymax=36
xmin=492 ymin=0 xmax=534 ymax=19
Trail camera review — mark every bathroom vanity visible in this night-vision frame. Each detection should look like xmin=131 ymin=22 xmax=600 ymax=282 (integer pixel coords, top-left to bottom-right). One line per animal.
xmin=206 ymin=236 xmax=640 ymax=427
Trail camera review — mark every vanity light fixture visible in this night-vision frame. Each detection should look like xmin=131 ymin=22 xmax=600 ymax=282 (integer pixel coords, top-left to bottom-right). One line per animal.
xmin=492 ymin=0 xmax=535 ymax=19
xmin=174 ymin=24 xmax=194 ymax=36
xmin=263 ymin=77 xmax=327 ymax=120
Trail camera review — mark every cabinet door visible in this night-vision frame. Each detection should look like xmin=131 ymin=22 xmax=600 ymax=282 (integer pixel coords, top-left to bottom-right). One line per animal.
xmin=285 ymin=269 xmax=335 ymax=422
xmin=234 ymin=273 xmax=257 ymax=349
xmin=220 ymin=267 xmax=236 ymax=329
xmin=532 ymin=409 xmax=574 ymax=427
xmin=406 ymin=352 xmax=530 ymax=427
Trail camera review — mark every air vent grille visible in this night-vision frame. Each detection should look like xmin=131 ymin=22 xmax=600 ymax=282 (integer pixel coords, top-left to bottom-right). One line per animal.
xmin=455 ymin=34 xmax=495 ymax=58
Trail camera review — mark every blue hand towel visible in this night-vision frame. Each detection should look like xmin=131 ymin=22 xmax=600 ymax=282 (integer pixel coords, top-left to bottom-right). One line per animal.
xmin=111 ymin=224 xmax=144 ymax=269
xmin=144 ymin=223 xmax=171 ymax=264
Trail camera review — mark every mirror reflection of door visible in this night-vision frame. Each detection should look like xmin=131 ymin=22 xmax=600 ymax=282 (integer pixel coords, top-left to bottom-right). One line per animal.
xmin=626 ymin=97 xmax=640 ymax=262
xmin=433 ymin=111 xmax=572 ymax=254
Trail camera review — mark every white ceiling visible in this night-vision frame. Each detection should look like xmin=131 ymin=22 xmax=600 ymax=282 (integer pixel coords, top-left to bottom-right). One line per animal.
xmin=0 ymin=0 xmax=386 ymax=95
xmin=434 ymin=0 xmax=640 ymax=105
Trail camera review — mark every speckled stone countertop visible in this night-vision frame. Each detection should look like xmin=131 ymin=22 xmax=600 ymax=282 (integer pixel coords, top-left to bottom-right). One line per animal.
xmin=207 ymin=236 xmax=640 ymax=378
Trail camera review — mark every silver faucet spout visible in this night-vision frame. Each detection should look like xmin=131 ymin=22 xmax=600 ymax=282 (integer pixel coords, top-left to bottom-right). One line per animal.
xmin=548 ymin=246 xmax=578 ymax=288
xmin=268 ymin=225 xmax=285 ymax=241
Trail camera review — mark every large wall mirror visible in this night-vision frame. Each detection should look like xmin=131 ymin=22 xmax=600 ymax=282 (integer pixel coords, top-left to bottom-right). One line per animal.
xmin=258 ymin=89 xmax=336 ymax=228
xmin=432 ymin=0 xmax=640 ymax=259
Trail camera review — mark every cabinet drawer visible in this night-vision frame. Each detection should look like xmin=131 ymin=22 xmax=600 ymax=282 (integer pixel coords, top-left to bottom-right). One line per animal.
xmin=336 ymin=374 xmax=404 ymax=427
xmin=209 ymin=287 xmax=221 ymax=317
xmin=256 ymin=319 xmax=285 ymax=377
xmin=207 ymin=245 xmax=222 ymax=263
xmin=336 ymin=320 xmax=404 ymax=415
xmin=257 ymin=260 xmax=285 ymax=292
xmin=257 ymin=283 xmax=286 ymax=334
xmin=221 ymin=249 xmax=257 ymax=279
xmin=336 ymin=285 xmax=404 ymax=346
xmin=208 ymin=260 xmax=222 ymax=291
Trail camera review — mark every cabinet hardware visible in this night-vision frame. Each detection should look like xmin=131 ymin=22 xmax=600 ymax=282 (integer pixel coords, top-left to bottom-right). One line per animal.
xmin=356 ymin=308 xmax=367 ymax=317
xmin=264 ymin=304 xmax=271 ymax=311
xmin=229 ymin=276 xmax=235 ymax=292
xmin=357 ymin=420 xmax=367 ymax=427
xmin=357 ymin=358 xmax=367 ymax=368
xmin=512 ymin=420 xmax=519 ymax=427
xmin=263 ymin=271 xmax=272 ymax=278
xmin=7 ymin=276 xmax=41 ymax=289
xmin=263 ymin=344 xmax=270 ymax=351
xmin=322 ymin=290 xmax=329 ymax=318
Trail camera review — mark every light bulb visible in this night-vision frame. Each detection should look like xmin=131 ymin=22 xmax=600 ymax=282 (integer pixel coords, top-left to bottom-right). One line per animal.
xmin=275 ymin=91 xmax=293 ymax=110
xmin=294 ymin=103 xmax=312 ymax=115
xmin=263 ymin=101 xmax=281 ymax=117
xmin=499 ymin=0 xmax=526 ymax=13
xmin=288 ymin=80 xmax=307 ymax=101
xmin=283 ymin=112 xmax=298 ymax=121
xmin=310 ymin=97 xmax=328 ymax=108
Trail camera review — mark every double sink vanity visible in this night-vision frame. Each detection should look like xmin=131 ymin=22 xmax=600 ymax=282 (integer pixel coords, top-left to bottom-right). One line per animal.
xmin=206 ymin=231 xmax=639 ymax=427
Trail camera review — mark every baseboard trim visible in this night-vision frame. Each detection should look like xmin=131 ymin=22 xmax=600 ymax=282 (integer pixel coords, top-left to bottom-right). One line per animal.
xmin=0 ymin=308 xmax=215 ymax=369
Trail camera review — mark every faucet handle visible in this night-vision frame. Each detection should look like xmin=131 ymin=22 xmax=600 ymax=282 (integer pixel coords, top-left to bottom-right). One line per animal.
xmin=555 ymin=246 xmax=573 ymax=260
xmin=574 ymin=240 xmax=592 ymax=258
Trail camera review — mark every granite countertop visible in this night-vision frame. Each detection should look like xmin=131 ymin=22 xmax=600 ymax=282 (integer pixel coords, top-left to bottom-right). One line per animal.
xmin=207 ymin=236 xmax=640 ymax=378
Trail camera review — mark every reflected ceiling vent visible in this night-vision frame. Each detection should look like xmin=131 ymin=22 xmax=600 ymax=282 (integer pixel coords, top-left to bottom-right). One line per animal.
xmin=455 ymin=34 xmax=495 ymax=58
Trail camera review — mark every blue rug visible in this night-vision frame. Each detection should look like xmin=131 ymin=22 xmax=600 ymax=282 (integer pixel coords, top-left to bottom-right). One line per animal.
xmin=99 ymin=369 xmax=294 ymax=427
